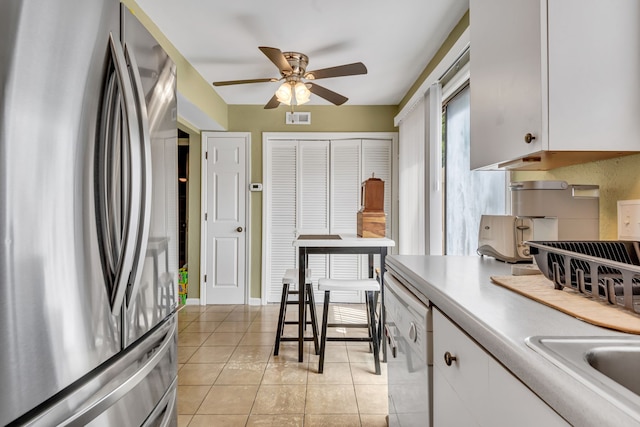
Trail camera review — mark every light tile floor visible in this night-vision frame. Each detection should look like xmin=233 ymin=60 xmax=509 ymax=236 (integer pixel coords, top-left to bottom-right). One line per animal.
xmin=177 ymin=303 xmax=388 ymax=427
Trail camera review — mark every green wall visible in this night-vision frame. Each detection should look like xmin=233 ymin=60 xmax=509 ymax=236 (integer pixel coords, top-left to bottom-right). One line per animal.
xmin=227 ymin=105 xmax=399 ymax=299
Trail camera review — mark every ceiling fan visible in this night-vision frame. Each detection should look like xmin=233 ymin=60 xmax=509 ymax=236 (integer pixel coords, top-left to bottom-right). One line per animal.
xmin=212 ymin=46 xmax=367 ymax=109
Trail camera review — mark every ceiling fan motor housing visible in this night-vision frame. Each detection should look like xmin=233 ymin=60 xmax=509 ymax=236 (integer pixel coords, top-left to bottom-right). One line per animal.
xmin=282 ymin=52 xmax=308 ymax=78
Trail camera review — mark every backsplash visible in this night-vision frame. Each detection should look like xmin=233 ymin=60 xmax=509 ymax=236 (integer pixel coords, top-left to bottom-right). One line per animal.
xmin=512 ymin=153 xmax=640 ymax=240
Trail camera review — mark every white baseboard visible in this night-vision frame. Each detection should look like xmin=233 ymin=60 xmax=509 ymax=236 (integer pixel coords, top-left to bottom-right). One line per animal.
xmin=186 ymin=297 xmax=262 ymax=306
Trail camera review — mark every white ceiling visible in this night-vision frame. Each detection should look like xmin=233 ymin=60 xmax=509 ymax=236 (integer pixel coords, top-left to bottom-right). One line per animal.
xmin=136 ymin=0 xmax=469 ymax=107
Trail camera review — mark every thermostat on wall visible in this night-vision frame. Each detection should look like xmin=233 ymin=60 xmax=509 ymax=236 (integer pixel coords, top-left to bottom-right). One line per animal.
xmin=249 ymin=183 xmax=263 ymax=192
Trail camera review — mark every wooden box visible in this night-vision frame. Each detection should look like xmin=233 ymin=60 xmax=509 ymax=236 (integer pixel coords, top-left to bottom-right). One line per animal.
xmin=361 ymin=177 xmax=385 ymax=212
xmin=357 ymin=211 xmax=386 ymax=238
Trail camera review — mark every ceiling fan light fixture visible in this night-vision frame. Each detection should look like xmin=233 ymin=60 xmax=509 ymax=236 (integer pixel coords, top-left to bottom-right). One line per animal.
xmin=275 ymin=82 xmax=293 ymax=105
xmin=276 ymin=81 xmax=311 ymax=106
xmin=294 ymin=82 xmax=311 ymax=105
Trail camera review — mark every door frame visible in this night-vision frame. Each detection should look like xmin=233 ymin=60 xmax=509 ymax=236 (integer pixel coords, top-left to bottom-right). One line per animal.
xmin=200 ymin=132 xmax=251 ymax=305
xmin=261 ymin=132 xmax=399 ymax=304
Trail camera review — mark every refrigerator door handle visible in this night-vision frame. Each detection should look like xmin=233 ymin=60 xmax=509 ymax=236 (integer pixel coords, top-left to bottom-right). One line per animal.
xmin=96 ymin=61 xmax=121 ymax=294
xmin=108 ymin=32 xmax=144 ymax=315
xmin=123 ymin=43 xmax=153 ymax=312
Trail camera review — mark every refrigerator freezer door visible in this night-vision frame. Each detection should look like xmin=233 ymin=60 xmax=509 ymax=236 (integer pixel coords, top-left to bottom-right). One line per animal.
xmin=16 ymin=315 xmax=177 ymax=427
xmin=0 ymin=1 xmax=122 ymax=424
xmin=121 ymin=5 xmax=179 ymax=346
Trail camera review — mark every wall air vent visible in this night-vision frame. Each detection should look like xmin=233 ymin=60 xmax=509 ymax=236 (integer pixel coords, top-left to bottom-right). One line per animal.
xmin=285 ymin=111 xmax=311 ymax=125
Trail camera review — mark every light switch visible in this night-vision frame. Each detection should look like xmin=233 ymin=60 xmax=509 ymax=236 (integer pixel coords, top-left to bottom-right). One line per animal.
xmin=617 ymin=200 xmax=640 ymax=240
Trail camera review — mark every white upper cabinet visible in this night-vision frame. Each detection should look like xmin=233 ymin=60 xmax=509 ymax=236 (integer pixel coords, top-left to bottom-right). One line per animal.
xmin=470 ymin=0 xmax=640 ymax=170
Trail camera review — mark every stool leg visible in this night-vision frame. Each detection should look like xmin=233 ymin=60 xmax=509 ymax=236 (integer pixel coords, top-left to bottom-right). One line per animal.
xmin=373 ymin=291 xmax=381 ymax=346
xmin=365 ymin=291 xmax=373 ymax=353
xmin=318 ymin=290 xmax=330 ymax=374
xmin=367 ymin=290 xmax=381 ymax=375
xmin=306 ymin=282 xmax=320 ymax=355
xmin=273 ymin=283 xmax=290 ymax=356
xmin=301 ymin=283 xmax=308 ymax=332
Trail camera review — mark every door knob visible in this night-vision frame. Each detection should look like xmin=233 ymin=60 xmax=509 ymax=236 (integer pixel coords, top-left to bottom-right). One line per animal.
xmin=236 ymin=226 xmax=243 ymax=232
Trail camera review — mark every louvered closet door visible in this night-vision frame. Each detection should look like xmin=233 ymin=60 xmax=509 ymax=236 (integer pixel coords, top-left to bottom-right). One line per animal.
xmin=362 ymin=139 xmax=392 ymax=235
xmin=361 ymin=139 xmax=392 ymax=277
xmin=266 ymin=141 xmax=298 ymax=303
xmin=265 ymin=137 xmax=392 ymax=304
xmin=329 ymin=140 xmax=363 ymax=303
xmin=298 ymin=140 xmax=330 ymax=299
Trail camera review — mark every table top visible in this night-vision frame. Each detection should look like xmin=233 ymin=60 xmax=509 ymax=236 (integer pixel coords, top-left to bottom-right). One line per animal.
xmin=293 ymin=233 xmax=395 ymax=248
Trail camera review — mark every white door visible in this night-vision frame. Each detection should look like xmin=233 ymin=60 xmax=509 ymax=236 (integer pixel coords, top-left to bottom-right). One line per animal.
xmin=202 ymin=132 xmax=249 ymax=304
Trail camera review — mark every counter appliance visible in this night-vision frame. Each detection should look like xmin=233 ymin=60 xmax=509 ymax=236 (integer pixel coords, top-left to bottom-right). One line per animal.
xmin=511 ymin=180 xmax=600 ymax=240
xmin=1 ymin=2 xmax=178 ymax=425
xmin=478 ymin=180 xmax=599 ymax=263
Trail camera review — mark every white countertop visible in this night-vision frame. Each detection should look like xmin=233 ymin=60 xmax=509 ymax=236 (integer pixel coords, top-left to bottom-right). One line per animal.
xmin=293 ymin=234 xmax=395 ymax=247
xmin=386 ymin=255 xmax=638 ymax=427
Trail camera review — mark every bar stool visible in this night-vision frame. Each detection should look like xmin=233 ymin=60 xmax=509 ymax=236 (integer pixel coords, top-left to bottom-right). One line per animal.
xmin=274 ymin=269 xmax=320 ymax=356
xmin=317 ymin=278 xmax=381 ymax=374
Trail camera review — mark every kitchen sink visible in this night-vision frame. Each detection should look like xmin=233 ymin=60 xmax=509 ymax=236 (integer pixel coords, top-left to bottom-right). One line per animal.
xmin=587 ymin=345 xmax=640 ymax=396
xmin=526 ymin=336 xmax=640 ymax=421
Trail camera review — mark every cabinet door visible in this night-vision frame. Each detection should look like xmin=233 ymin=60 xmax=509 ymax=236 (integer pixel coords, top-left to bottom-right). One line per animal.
xmin=470 ymin=0 xmax=543 ymax=170
xmin=433 ymin=309 xmax=490 ymax=425
xmin=433 ymin=308 xmax=568 ymax=426
xmin=433 ymin=365 xmax=479 ymax=427
xmin=547 ymin=0 xmax=640 ymax=152
xmin=488 ymin=357 xmax=569 ymax=427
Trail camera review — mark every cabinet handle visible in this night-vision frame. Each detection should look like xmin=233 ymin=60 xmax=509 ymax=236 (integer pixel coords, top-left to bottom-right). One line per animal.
xmin=524 ymin=133 xmax=536 ymax=144
xmin=444 ymin=351 xmax=457 ymax=366
xmin=236 ymin=226 xmax=243 ymax=232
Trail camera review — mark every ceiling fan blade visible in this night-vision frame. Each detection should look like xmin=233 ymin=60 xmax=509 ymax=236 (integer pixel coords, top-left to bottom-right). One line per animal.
xmin=308 ymin=83 xmax=348 ymax=105
xmin=213 ymin=78 xmax=276 ymax=86
xmin=305 ymin=62 xmax=367 ymax=80
xmin=264 ymin=94 xmax=280 ymax=109
xmin=259 ymin=46 xmax=293 ymax=73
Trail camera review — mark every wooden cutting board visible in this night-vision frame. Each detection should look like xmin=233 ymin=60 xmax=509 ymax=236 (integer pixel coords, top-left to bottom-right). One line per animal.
xmin=491 ymin=274 xmax=640 ymax=334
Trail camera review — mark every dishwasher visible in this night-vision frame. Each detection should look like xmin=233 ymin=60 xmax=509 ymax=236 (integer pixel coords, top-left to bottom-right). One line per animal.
xmin=384 ymin=269 xmax=432 ymax=427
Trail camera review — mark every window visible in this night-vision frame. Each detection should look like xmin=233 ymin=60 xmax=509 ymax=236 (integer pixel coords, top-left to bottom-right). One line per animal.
xmin=396 ymin=31 xmax=506 ymax=256
xmin=442 ymin=84 xmax=507 ymax=255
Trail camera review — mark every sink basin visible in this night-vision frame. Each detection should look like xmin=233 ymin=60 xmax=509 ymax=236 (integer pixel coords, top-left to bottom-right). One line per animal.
xmin=587 ymin=346 xmax=640 ymax=396
xmin=526 ymin=336 xmax=640 ymax=421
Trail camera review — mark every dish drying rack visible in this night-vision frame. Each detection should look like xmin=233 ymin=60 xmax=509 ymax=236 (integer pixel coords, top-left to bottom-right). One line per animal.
xmin=527 ymin=241 xmax=640 ymax=314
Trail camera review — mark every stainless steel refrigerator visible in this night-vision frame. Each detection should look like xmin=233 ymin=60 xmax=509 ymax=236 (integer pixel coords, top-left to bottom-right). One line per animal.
xmin=0 ymin=1 xmax=179 ymax=425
